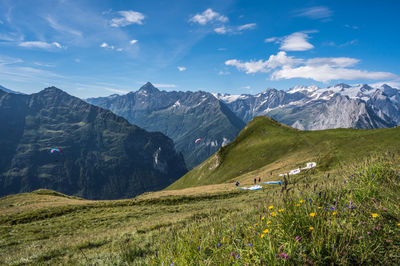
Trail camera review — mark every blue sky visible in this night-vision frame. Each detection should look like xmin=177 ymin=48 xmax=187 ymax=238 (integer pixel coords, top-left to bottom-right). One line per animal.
xmin=0 ymin=0 xmax=399 ymax=98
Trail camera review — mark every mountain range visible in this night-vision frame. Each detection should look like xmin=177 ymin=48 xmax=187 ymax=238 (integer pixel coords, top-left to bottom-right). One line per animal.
xmin=87 ymin=82 xmax=245 ymax=169
xmin=214 ymin=83 xmax=400 ymax=130
xmin=0 ymin=87 xmax=186 ymax=200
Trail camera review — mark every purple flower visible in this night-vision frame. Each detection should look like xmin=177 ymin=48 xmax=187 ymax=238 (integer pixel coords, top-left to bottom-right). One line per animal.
xmin=295 ymin=236 xmax=302 ymax=241
xmin=330 ymin=207 xmax=336 ymax=210
xmin=197 ymin=246 xmax=200 ymax=251
xmin=236 ymin=254 xmax=240 ymax=259
xmin=359 ymin=236 xmax=363 ymax=240
xmin=248 ymin=243 xmax=252 ymax=247
xmin=342 ymin=209 xmax=345 ymax=212
xmin=171 ymin=263 xmax=174 ymax=266
xmin=279 ymin=253 xmax=290 ymax=260
xmin=367 ymin=232 xmax=371 ymax=235
xmin=344 ymin=181 xmax=347 ymax=184
xmin=230 ymin=252 xmax=235 ymax=257
xmin=217 ymin=243 xmax=221 ymax=248
xmin=344 ymin=204 xmax=348 ymax=208
xmin=308 ymin=198 xmax=312 ymax=203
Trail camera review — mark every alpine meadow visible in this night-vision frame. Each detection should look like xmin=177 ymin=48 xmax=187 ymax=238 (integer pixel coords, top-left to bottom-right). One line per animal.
xmin=1 ymin=0 xmax=400 ymax=265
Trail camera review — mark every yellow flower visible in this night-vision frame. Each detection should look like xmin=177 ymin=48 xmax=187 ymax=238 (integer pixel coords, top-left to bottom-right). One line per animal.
xmin=261 ymin=216 xmax=265 ymax=221
xmin=278 ymin=209 xmax=284 ymax=213
xmin=266 ymin=220 xmax=271 ymax=225
xmin=254 ymin=223 xmax=258 ymax=226
xmin=318 ymin=207 xmax=322 ymax=209
xmin=310 ymin=212 xmax=316 ymax=217
xmin=299 ymin=200 xmax=305 ymax=204
xmin=248 ymin=226 xmax=252 ymax=229
xmin=332 ymin=212 xmax=337 ymax=216
xmin=309 ymin=226 xmax=314 ymax=231
xmin=263 ymin=229 xmax=269 ymax=233
xmin=371 ymin=213 xmax=378 ymax=218
xmin=271 ymin=212 xmax=277 ymax=217
xmin=296 ymin=204 xmax=301 ymax=207
xmin=397 ymin=223 xmax=400 ymax=226
xmin=261 ymin=234 xmax=265 ymax=238
xmin=269 ymin=205 xmax=274 ymax=210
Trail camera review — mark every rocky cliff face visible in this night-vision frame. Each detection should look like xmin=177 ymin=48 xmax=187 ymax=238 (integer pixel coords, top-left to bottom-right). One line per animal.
xmin=216 ymin=83 xmax=398 ymax=130
xmin=0 ymin=87 xmax=187 ymax=200
xmin=87 ymin=82 xmax=245 ymax=169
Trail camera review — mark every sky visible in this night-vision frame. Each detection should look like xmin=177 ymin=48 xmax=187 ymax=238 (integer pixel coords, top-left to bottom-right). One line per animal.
xmin=0 ymin=0 xmax=399 ymax=98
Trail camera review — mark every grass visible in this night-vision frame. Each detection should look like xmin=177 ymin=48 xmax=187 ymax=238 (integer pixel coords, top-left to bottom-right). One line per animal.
xmin=0 ymin=153 xmax=399 ymax=264
xmin=168 ymin=116 xmax=400 ymax=189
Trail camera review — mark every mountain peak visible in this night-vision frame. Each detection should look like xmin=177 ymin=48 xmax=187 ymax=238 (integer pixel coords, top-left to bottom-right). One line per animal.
xmin=138 ymin=82 xmax=160 ymax=94
xmin=333 ymin=83 xmax=351 ymax=89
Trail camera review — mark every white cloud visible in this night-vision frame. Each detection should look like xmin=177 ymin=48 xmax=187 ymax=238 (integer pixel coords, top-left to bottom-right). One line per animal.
xmin=153 ymin=83 xmax=177 ymax=88
xmin=265 ymin=37 xmax=278 ymax=43
xmin=217 ymin=48 xmax=226 ymax=51
xmin=104 ymin=87 xmax=129 ymax=94
xmin=294 ymin=6 xmax=333 ymax=20
xmin=75 ymin=58 xmax=81 ymax=63
xmin=116 ymin=48 xmax=123 ymax=52
xmin=306 ymin=57 xmax=359 ymax=67
xmin=369 ymin=81 xmax=400 ymax=89
xmin=18 ymin=41 xmax=63 ymax=49
xmin=110 ymin=10 xmax=145 ymax=27
xmin=177 ymin=66 xmax=186 ymax=71
xmin=218 ymin=70 xmax=230 ymax=75
xmin=237 ymin=23 xmax=256 ymax=31
xmin=272 ymin=65 xmax=396 ymax=83
xmin=241 ymin=85 xmax=250 ymax=89
xmin=225 ymin=59 xmax=269 ymax=74
xmin=100 ymin=42 xmax=116 ymax=50
xmin=0 ymin=20 xmax=3 ymax=24
xmin=189 ymin=8 xmax=228 ymax=25
xmin=214 ymin=26 xmax=227 ymax=34
xmin=129 ymin=39 xmax=138 ymax=45
xmin=225 ymin=51 xmax=398 ymax=83
xmin=280 ymin=32 xmax=314 ymax=51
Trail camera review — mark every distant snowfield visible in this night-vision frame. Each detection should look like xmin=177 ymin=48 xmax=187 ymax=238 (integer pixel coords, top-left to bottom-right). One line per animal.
xmin=279 ymin=162 xmax=316 ymax=176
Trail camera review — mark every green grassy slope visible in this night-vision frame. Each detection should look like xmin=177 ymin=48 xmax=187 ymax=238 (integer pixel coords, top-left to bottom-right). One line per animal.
xmin=168 ymin=116 xmax=400 ymax=189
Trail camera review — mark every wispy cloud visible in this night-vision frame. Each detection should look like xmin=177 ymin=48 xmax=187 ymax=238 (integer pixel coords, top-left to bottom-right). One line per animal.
xmin=189 ymin=8 xmax=228 ymax=25
xmin=294 ymin=6 xmax=333 ymax=20
xmin=225 ymin=51 xmax=398 ymax=83
xmin=130 ymin=39 xmax=138 ymax=45
xmin=33 ymin=62 xmax=56 ymax=67
xmin=177 ymin=66 xmax=186 ymax=71
xmin=104 ymin=87 xmax=129 ymax=94
xmin=153 ymin=83 xmax=177 ymax=88
xmin=214 ymin=23 xmax=257 ymax=35
xmin=45 ymin=16 xmax=82 ymax=37
xmin=218 ymin=70 xmax=230 ymax=75
xmin=0 ymin=55 xmax=23 ymax=65
xmin=110 ymin=10 xmax=145 ymax=27
xmin=237 ymin=23 xmax=256 ymax=31
xmin=18 ymin=41 xmax=63 ymax=49
xmin=265 ymin=31 xmax=315 ymax=51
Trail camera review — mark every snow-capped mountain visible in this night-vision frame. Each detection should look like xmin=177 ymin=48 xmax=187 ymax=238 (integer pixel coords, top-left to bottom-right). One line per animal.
xmin=216 ymin=83 xmax=399 ymax=130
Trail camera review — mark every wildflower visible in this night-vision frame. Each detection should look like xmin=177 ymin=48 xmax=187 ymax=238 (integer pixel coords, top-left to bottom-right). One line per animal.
xmin=342 ymin=209 xmax=345 ymax=212
xmin=329 ymin=207 xmax=336 ymax=210
xmin=254 ymin=223 xmax=258 ymax=226
xmin=271 ymin=212 xmax=277 ymax=217
xmin=397 ymin=223 xmax=400 ymax=226
xmin=359 ymin=236 xmax=363 ymax=240
xmin=269 ymin=205 xmax=274 ymax=210
xmin=266 ymin=220 xmax=271 ymax=225
xmin=375 ymin=226 xmax=381 ymax=230
xmin=332 ymin=212 xmax=337 ymax=216
xmin=236 ymin=254 xmax=240 ymax=259
xmin=248 ymin=226 xmax=252 ymax=229
xmin=197 ymin=246 xmax=200 ymax=251
xmin=318 ymin=206 xmax=322 ymax=209
xmin=295 ymin=236 xmax=301 ymax=241
xmin=344 ymin=204 xmax=348 ymax=208
xmin=296 ymin=204 xmax=301 ymax=207
xmin=367 ymin=232 xmax=371 ymax=235
xmin=230 ymin=252 xmax=235 ymax=257
xmin=261 ymin=234 xmax=264 ymax=238
xmin=261 ymin=216 xmax=265 ymax=220
xmin=279 ymin=253 xmax=290 ymax=260
xmin=371 ymin=213 xmax=378 ymax=218
xmin=248 ymin=243 xmax=252 ymax=247
xmin=217 ymin=243 xmax=221 ymax=248
xmin=382 ymin=207 xmax=387 ymax=211
xmin=278 ymin=209 xmax=284 ymax=213
xmin=309 ymin=226 xmax=314 ymax=231
xmin=299 ymin=200 xmax=305 ymax=204
xmin=171 ymin=263 xmax=174 ymax=266
xmin=263 ymin=229 xmax=269 ymax=233
xmin=309 ymin=213 xmax=316 ymax=217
